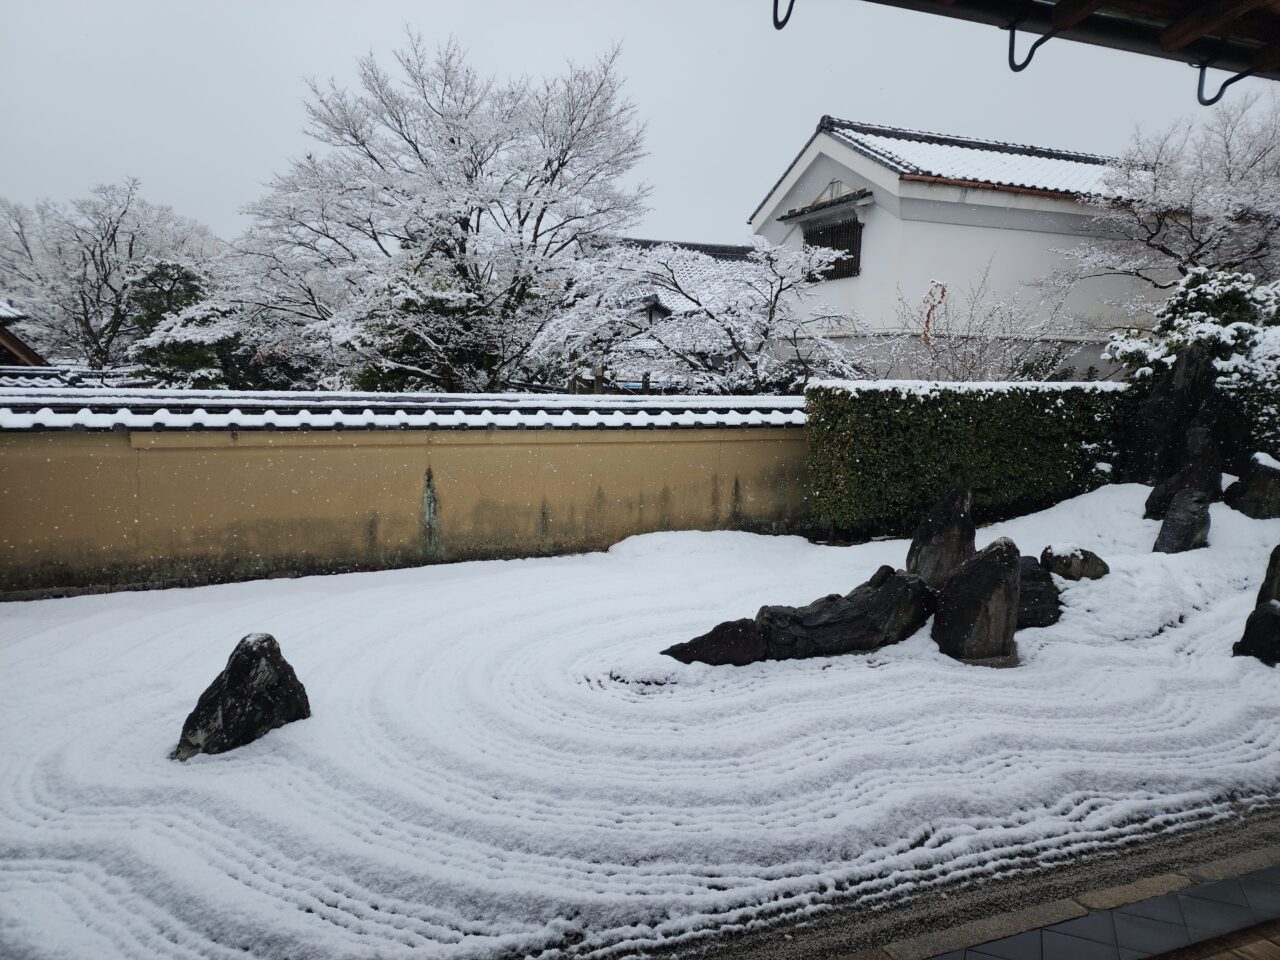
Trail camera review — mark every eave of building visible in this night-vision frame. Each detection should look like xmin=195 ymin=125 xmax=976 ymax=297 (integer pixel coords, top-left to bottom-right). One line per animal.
xmin=776 ymin=188 xmax=873 ymax=223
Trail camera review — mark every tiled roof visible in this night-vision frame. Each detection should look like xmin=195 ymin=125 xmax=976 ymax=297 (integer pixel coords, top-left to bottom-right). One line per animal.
xmin=0 ymin=386 xmax=806 ymax=432
xmin=821 ymin=118 xmax=1114 ymax=197
xmin=619 ymin=239 xmax=755 ymax=262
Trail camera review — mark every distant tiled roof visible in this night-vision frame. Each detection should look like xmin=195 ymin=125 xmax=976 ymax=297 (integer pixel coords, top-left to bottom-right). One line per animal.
xmin=749 ymin=118 xmax=1115 ymax=223
xmin=821 ymin=118 xmax=1114 ymax=197
xmin=619 ymin=239 xmax=755 ymax=262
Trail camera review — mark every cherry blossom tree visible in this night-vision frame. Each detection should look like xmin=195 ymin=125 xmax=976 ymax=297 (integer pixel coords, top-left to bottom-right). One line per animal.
xmin=1065 ymin=93 xmax=1280 ymax=292
xmin=539 ymin=239 xmax=868 ymax=394
xmin=222 ymin=33 xmax=648 ymax=391
xmin=0 ymin=179 xmax=219 ymax=367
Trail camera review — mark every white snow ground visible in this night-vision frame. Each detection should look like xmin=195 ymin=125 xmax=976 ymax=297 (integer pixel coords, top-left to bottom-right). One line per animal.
xmin=2 ymin=484 xmax=1278 ymax=960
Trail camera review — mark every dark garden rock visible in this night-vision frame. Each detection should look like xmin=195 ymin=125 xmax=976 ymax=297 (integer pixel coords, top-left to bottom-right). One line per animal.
xmin=1260 ymin=545 xmax=1280 ymax=607
xmin=1144 ymin=425 xmax=1223 ymax=520
xmin=1224 ymin=455 xmax=1280 ymax=520
xmin=662 ymin=618 xmax=766 ymax=667
xmin=1153 ymin=490 xmax=1210 ymax=554
xmin=664 ymin=566 xmax=935 ymax=666
xmin=1039 ymin=545 xmax=1110 ymax=581
xmin=1017 ymin=556 xmax=1061 ymax=629
xmin=1233 ymin=601 xmax=1280 ymax=667
xmin=1117 ymin=345 xmax=1218 ymax=485
xmin=756 ymin=565 xmax=935 ymax=660
xmin=171 ymin=633 xmax=311 ymax=761
xmin=906 ymin=485 xmax=976 ymax=590
xmin=932 ymin=537 xmax=1020 ymax=661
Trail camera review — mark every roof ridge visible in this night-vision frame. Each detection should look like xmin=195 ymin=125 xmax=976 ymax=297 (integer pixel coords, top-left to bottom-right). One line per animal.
xmin=818 ymin=116 xmax=1115 ymax=165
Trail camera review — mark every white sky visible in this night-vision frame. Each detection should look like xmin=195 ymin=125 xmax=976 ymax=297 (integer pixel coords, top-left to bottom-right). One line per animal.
xmin=2 ymin=0 xmax=1275 ymax=243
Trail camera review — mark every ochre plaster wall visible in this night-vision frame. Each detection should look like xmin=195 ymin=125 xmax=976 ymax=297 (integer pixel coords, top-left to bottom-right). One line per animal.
xmin=0 ymin=427 xmax=809 ymax=593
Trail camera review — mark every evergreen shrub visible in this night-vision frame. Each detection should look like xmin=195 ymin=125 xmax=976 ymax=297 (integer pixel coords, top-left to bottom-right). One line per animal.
xmin=806 ymin=381 xmax=1133 ymax=536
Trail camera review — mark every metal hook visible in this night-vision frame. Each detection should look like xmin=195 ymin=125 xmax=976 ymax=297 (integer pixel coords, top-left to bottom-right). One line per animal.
xmin=1196 ymin=63 xmax=1255 ymax=106
xmin=773 ymin=0 xmax=796 ymax=30
xmin=1007 ymin=23 xmax=1058 ymax=72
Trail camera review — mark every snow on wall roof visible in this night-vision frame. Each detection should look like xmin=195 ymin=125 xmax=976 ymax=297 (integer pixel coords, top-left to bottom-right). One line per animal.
xmin=0 ymin=386 xmax=807 ymax=432
xmin=822 ymin=118 xmax=1115 ymax=197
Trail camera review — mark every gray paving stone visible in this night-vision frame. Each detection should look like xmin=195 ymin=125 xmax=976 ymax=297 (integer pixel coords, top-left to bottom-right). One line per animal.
xmin=1041 ymin=930 xmax=1119 ymax=960
xmin=964 ymin=930 xmax=1041 ymax=960
xmin=1180 ymin=877 xmax=1249 ymax=906
xmin=1175 ymin=894 xmax=1256 ymax=937
xmin=1114 ymin=893 xmax=1184 ymax=926
xmin=1241 ymin=877 xmax=1280 ymax=919
xmin=1112 ymin=913 xmax=1190 ymax=955
xmin=1044 ymin=911 xmax=1116 ymax=945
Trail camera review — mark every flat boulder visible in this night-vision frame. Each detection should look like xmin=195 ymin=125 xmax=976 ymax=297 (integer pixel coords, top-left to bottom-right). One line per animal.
xmin=664 ymin=566 xmax=935 ymax=666
xmin=1017 ymin=556 xmax=1061 ymax=630
xmin=1224 ymin=454 xmax=1280 ymax=520
xmin=906 ymin=485 xmax=976 ymax=589
xmin=1233 ymin=601 xmax=1280 ymax=667
xmin=1040 ymin=544 xmax=1110 ymax=581
xmin=662 ymin=618 xmax=765 ymax=667
xmin=171 ymin=634 xmax=311 ymax=761
xmin=1153 ymin=490 xmax=1210 ymax=554
xmin=1260 ymin=545 xmax=1280 ymax=607
xmin=933 ymin=537 xmax=1020 ymax=661
xmin=757 ymin=566 xmax=935 ymax=660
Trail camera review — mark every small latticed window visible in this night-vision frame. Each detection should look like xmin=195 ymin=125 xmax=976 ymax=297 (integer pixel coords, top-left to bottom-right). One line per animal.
xmin=803 ymin=219 xmax=863 ymax=279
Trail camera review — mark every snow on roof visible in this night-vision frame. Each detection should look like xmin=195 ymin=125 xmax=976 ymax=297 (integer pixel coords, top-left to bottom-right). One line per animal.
xmin=822 ymin=118 xmax=1114 ymax=197
xmin=0 ymin=386 xmax=807 ymax=432
xmin=0 ymin=300 xmax=26 ymax=322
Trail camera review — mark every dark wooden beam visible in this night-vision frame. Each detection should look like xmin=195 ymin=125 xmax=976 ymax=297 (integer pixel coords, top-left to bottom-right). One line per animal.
xmin=1052 ymin=0 xmax=1108 ymax=30
xmin=1253 ymin=41 xmax=1280 ymax=75
xmin=1160 ymin=0 xmax=1273 ymax=53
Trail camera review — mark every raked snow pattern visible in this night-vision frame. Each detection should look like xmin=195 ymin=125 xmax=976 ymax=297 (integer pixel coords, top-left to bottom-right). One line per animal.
xmin=2 ymin=485 xmax=1279 ymax=960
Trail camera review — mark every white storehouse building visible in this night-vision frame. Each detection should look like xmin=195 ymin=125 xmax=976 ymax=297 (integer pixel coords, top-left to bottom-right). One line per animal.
xmin=749 ymin=118 xmax=1152 ymax=361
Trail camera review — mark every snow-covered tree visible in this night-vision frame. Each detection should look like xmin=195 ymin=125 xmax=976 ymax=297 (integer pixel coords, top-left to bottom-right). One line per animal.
xmin=540 ymin=239 xmax=868 ymax=394
xmin=0 ymin=179 xmax=219 ymax=367
xmin=1106 ymin=268 xmax=1279 ymax=453
xmin=1065 ymin=94 xmax=1280 ymax=292
xmin=226 ymin=34 xmax=647 ymax=391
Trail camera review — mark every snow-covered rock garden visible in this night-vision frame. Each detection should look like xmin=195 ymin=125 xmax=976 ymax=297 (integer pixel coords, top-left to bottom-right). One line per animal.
xmin=2 ymin=483 xmax=1278 ymax=959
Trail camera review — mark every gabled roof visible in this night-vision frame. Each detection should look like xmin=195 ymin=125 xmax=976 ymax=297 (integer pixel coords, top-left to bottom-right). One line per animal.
xmin=0 ymin=326 xmax=48 ymax=367
xmin=750 ymin=118 xmax=1115 ymax=223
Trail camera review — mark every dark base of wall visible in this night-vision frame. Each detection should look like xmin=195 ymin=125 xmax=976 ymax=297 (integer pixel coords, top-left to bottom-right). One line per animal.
xmin=2 ymin=517 xmax=818 ymax=602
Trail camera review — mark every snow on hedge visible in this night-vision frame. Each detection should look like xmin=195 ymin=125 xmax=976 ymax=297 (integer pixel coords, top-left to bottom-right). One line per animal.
xmin=2 ymin=486 xmax=1278 ymax=959
xmin=809 ymin=378 xmax=1129 ymax=395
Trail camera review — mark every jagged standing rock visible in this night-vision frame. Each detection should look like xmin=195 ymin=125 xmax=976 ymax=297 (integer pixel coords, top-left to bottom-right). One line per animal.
xmin=1117 ymin=345 xmax=1217 ymax=485
xmin=1144 ymin=425 xmax=1223 ymax=520
xmin=1153 ymin=490 xmax=1211 ymax=554
xmin=1017 ymin=556 xmax=1061 ymax=630
xmin=171 ymin=634 xmax=311 ymax=761
xmin=1224 ymin=454 xmax=1280 ymax=520
xmin=906 ymin=486 xmax=976 ymax=590
xmin=1040 ymin=545 xmax=1110 ymax=581
xmin=1260 ymin=545 xmax=1280 ymax=607
xmin=662 ymin=566 xmax=935 ymax=666
xmin=1233 ymin=601 xmax=1280 ymax=667
xmin=933 ymin=538 xmax=1020 ymax=661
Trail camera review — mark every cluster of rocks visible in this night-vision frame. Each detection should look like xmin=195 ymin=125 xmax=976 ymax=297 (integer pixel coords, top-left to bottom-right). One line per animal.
xmin=1233 ymin=545 xmax=1280 ymax=667
xmin=1124 ymin=346 xmax=1280 ymax=554
xmin=665 ymin=486 xmax=1111 ymax=669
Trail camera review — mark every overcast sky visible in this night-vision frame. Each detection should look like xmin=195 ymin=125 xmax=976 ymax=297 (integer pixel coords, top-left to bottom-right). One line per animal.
xmin=2 ymin=0 xmax=1275 ymax=243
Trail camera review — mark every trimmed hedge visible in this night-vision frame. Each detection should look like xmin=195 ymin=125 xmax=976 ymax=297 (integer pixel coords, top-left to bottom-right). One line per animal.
xmin=806 ymin=381 xmax=1133 ymax=536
